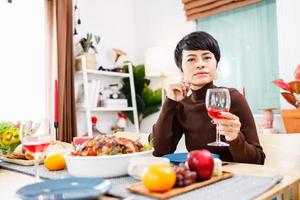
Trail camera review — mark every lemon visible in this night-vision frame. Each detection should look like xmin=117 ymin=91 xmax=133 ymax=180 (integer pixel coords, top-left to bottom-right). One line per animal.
xmin=44 ymin=153 xmax=66 ymax=171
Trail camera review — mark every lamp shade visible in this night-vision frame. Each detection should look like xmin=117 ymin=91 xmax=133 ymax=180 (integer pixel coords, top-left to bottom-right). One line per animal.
xmin=145 ymin=46 xmax=178 ymax=77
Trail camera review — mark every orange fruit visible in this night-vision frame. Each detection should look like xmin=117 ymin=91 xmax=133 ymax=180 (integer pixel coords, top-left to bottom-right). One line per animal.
xmin=142 ymin=164 xmax=176 ymax=192
xmin=44 ymin=153 xmax=66 ymax=171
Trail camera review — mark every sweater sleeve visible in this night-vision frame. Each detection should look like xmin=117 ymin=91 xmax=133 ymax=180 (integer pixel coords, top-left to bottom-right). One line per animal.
xmin=227 ymin=89 xmax=266 ymax=164
xmin=150 ymin=98 xmax=184 ymax=156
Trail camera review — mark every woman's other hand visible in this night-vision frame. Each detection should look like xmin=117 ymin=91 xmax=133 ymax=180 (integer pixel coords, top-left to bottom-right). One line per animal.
xmin=166 ymin=82 xmax=190 ymax=102
xmin=213 ymin=112 xmax=241 ymax=141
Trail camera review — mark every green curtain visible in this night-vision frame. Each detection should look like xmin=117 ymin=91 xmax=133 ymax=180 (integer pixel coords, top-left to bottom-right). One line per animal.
xmin=197 ymin=0 xmax=279 ymax=114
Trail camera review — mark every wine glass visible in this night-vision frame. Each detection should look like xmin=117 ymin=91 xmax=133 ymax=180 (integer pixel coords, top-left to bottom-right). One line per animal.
xmin=21 ymin=122 xmax=51 ymax=182
xmin=206 ymin=88 xmax=231 ymax=147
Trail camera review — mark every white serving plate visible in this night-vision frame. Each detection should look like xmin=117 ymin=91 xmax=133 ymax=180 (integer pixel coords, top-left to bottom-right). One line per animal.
xmin=65 ymin=150 xmax=153 ymax=178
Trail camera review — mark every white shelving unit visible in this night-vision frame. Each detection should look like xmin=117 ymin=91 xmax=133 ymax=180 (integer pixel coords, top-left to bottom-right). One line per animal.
xmin=76 ymin=55 xmax=139 ymax=137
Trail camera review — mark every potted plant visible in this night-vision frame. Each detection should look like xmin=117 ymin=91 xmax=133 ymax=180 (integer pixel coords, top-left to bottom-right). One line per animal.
xmin=121 ymin=62 xmax=162 ymax=125
xmin=75 ymin=33 xmax=101 ymax=70
xmin=272 ymin=64 xmax=300 ymax=133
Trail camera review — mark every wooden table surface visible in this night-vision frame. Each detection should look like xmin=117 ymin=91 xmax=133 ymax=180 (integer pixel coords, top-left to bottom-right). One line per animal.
xmin=1 ymin=133 xmax=300 ymax=200
xmin=259 ymin=133 xmax=300 ymax=169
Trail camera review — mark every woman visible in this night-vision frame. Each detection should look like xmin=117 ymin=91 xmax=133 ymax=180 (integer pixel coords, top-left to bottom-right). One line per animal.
xmin=151 ymin=31 xmax=265 ymax=164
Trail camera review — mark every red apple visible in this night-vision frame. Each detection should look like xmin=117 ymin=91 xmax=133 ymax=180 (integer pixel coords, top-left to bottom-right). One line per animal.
xmin=187 ymin=149 xmax=214 ymax=181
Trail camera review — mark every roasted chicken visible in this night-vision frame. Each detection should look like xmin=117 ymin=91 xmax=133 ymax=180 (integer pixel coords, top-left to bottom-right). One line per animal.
xmin=74 ymin=135 xmax=144 ymax=156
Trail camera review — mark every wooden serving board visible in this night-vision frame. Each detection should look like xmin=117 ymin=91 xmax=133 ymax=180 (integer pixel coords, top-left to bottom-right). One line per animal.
xmin=127 ymin=171 xmax=233 ymax=199
xmin=0 ymin=155 xmax=43 ymax=166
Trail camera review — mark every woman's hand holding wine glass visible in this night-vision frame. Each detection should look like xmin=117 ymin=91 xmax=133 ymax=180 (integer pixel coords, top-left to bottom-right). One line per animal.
xmin=206 ymin=88 xmax=241 ymax=146
xmin=213 ymin=111 xmax=241 ymax=141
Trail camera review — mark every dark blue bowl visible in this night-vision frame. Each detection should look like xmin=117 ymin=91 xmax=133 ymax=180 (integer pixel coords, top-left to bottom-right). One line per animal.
xmin=163 ymin=152 xmax=219 ymax=163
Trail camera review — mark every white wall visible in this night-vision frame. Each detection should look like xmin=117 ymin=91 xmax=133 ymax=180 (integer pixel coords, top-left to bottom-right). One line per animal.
xmin=77 ymin=0 xmax=195 ymax=65
xmin=276 ymin=0 xmax=300 ymax=109
xmin=0 ymin=1 xmax=45 ymax=121
xmin=76 ymin=0 xmax=135 ymax=67
xmin=132 ymin=0 xmax=195 ymax=65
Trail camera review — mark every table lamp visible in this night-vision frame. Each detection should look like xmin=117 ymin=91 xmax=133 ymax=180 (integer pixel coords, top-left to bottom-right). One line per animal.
xmin=145 ymin=46 xmax=179 ymax=103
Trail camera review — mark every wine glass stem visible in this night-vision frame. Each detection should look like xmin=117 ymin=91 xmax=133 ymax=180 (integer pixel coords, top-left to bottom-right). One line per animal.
xmin=34 ymin=153 xmax=40 ymax=182
xmin=216 ymin=124 xmax=221 ymax=143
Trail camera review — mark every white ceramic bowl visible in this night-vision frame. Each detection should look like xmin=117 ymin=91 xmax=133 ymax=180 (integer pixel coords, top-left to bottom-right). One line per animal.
xmin=65 ymin=132 xmax=153 ymax=178
xmin=65 ymin=150 xmax=153 ymax=178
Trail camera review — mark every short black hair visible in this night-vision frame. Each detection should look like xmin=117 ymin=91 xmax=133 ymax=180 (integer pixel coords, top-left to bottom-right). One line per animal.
xmin=174 ymin=31 xmax=220 ymax=70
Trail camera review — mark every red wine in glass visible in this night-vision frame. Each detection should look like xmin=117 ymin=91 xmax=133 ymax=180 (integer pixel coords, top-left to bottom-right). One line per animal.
xmin=22 ymin=134 xmax=51 ymax=181
xmin=207 ymin=108 xmax=229 ymax=120
xmin=23 ymin=142 xmax=50 ymax=153
xmin=205 ymin=88 xmax=231 ymax=147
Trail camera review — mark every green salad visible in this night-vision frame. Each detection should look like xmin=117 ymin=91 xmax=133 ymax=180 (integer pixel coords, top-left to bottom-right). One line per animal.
xmin=0 ymin=121 xmax=21 ymax=155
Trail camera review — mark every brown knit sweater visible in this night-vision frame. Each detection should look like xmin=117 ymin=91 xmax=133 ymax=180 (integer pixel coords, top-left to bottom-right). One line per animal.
xmin=151 ymin=82 xmax=265 ymax=164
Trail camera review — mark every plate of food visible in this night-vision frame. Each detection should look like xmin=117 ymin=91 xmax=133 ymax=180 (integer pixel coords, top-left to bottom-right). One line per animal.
xmin=65 ymin=133 xmax=153 ymax=178
xmin=0 ymin=141 xmax=73 ymax=166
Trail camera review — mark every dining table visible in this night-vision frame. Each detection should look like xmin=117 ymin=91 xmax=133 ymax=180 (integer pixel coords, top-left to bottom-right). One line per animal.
xmin=1 ymin=133 xmax=300 ymax=200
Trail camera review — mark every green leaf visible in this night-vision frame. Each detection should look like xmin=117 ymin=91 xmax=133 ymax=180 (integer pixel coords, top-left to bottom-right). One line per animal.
xmin=79 ymin=33 xmax=101 ymax=53
xmin=142 ymin=86 xmax=162 ymax=107
xmin=95 ymin=35 xmax=101 ymax=44
xmin=142 ymin=106 xmax=160 ymax=119
xmin=145 ymin=79 xmax=151 ymax=86
xmin=87 ymin=33 xmax=92 ymax=41
xmin=143 ymin=143 xmax=153 ymax=151
xmin=122 ymin=111 xmax=134 ymax=124
xmin=120 ymin=63 xmax=162 ymax=124
xmin=136 ymin=94 xmax=145 ymax=115
xmin=133 ymin=65 xmax=147 ymax=94
xmin=0 ymin=121 xmax=14 ymax=133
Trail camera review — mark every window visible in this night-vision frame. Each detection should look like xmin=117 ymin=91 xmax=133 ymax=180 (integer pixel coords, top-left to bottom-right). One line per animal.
xmin=197 ymin=0 xmax=279 ymax=114
xmin=0 ymin=1 xmax=45 ymax=120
